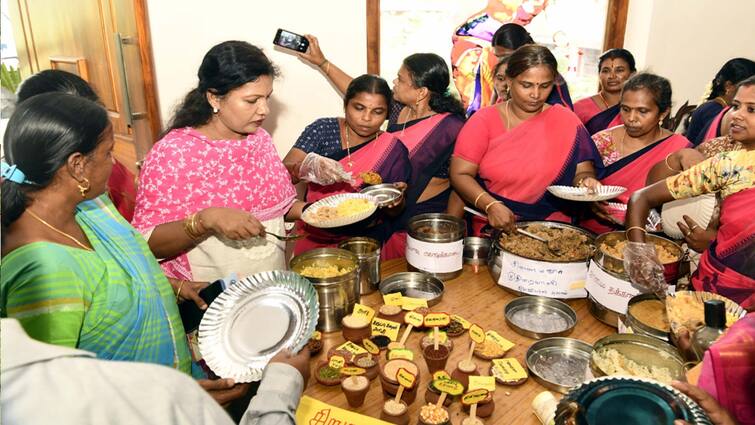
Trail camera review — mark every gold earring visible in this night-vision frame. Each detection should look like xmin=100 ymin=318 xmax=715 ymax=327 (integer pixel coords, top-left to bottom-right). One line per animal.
xmin=78 ymin=178 xmax=91 ymax=198
xmin=212 ymin=106 xmax=219 ymax=114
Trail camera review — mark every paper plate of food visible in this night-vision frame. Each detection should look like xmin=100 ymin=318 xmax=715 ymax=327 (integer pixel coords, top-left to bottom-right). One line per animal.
xmin=665 ymin=290 xmax=745 ymax=335
xmin=302 ymin=193 xmax=378 ymax=228
xmin=547 ymin=185 xmax=626 ymax=202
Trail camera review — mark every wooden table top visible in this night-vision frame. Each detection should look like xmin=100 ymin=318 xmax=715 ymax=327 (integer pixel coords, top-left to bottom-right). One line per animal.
xmin=303 ymin=259 xmax=616 ymax=425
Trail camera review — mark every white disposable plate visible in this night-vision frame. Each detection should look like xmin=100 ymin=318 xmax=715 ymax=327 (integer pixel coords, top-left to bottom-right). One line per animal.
xmin=547 ymin=185 xmax=626 ymax=202
xmin=301 ymin=193 xmax=378 ymax=228
xmin=606 ymin=202 xmax=662 ymax=232
xmin=198 ymin=271 xmax=318 ymax=383
xmin=661 ymin=193 xmax=716 ymax=239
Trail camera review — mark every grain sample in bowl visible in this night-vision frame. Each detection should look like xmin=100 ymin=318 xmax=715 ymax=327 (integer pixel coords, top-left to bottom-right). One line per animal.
xmin=591 ymin=348 xmax=673 ymax=384
xmin=509 ymin=309 xmax=571 ymax=334
xmin=600 ymin=240 xmax=679 ymax=264
xmin=298 ymin=264 xmax=355 ymax=279
xmin=499 ymin=224 xmax=591 ymax=261
xmin=628 ymin=299 xmax=670 ymax=332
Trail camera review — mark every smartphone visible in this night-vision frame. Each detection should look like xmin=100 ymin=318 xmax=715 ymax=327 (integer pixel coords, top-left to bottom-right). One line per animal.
xmin=273 ymin=28 xmax=310 ymax=53
xmin=178 ymin=279 xmax=227 ymax=332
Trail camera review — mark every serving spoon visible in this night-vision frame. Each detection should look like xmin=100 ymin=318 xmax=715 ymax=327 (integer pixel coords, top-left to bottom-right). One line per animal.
xmin=464 ymin=207 xmax=562 ymax=255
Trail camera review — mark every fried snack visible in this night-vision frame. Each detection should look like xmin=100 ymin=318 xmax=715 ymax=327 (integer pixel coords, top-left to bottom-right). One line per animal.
xmin=359 ymin=171 xmax=382 ymax=185
xmin=592 ymin=348 xmax=674 ymax=384
xmin=666 ymin=292 xmax=738 ymax=332
xmin=601 ymin=240 xmax=679 ymax=264
xmin=499 ymin=224 xmax=591 ymax=261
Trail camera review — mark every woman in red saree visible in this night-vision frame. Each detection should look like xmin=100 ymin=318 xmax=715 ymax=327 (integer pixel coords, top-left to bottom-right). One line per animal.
xmin=581 ymin=73 xmax=693 ymax=234
xmin=297 ymin=43 xmax=467 ymax=259
xmin=283 ymin=75 xmax=410 ymax=254
xmin=573 ymin=48 xmax=636 ymax=135
xmin=625 ymin=78 xmax=755 ymax=309
xmin=451 ymin=45 xmax=600 ymax=234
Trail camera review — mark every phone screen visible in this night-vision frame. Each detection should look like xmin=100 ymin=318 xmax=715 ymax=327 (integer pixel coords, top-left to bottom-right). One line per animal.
xmin=273 ymin=29 xmax=309 ymax=53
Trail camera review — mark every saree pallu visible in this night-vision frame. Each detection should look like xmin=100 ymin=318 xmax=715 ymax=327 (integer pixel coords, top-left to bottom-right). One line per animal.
xmin=702 ymin=106 xmax=730 ymax=144
xmin=456 ymin=105 xmax=598 ymax=234
xmin=687 ymin=101 xmax=726 ymax=146
xmin=573 ymin=97 xmax=623 ymax=135
xmin=293 ymin=133 xmax=410 ymax=254
xmin=108 ymin=159 xmax=137 ymax=222
xmin=1 ymin=196 xmax=193 ymax=375
xmin=693 ymin=187 xmax=755 ymax=309
xmin=582 ymin=133 xmax=692 ymax=234
xmin=381 ymin=113 xmax=465 ymax=259
xmin=698 ymin=312 xmax=755 ymax=425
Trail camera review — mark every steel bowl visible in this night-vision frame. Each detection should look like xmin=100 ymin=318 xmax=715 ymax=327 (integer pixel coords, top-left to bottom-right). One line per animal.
xmin=594 ymin=231 xmax=684 ymax=283
xmin=463 ymin=236 xmax=491 ymax=265
xmin=378 ymin=272 xmax=444 ymax=307
xmin=587 ymin=294 xmax=622 ymax=328
xmin=360 ymin=183 xmax=404 ymax=208
xmin=590 ymin=333 xmax=686 ymax=383
xmin=625 ymin=293 xmax=671 ymax=341
xmin=525 ymin=337 xmax=594 ymax=394
xmin=505 ymin=296 xmax=577 ymax=339
xmin=406 ymin=213 xmax=465 ymax=280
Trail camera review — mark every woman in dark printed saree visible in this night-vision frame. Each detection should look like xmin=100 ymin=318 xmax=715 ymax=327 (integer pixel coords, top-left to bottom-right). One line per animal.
xmin=581 ymin=73 xmax=693 ymax=234
xmin=686 ymin=57 xmax=755 ymax=145
xmin=283 ymin=75 xmax=410 ymax=254
xmin=625 ymin=78 xmax=755 ymax=310
xmin=573 ymin=48 xmax=636 ymax=135
xmin=451 ymin=45 xmax=600 ymax=235
xmin=297 ymin=39 xmax=467 ymax=259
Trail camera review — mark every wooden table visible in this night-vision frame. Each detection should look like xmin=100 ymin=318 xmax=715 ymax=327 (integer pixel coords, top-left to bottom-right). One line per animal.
xmin=303 ymin=259 xmax=615 ymax=424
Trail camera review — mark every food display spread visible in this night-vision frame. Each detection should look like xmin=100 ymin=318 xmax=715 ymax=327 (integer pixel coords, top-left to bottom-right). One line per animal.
xmin=498 ymin=224 xmax=591 ymax=261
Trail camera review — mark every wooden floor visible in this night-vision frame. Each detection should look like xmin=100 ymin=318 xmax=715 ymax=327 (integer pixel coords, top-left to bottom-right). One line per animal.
xmin=304 ymin=259 xmax=616 ymax=425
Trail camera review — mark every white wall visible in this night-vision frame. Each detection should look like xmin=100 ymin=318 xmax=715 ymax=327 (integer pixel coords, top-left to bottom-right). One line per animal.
xmin=625 ymin=0 xmax=755 ymax=109
xmin=146 ymin=0 xmax=366 ymax=154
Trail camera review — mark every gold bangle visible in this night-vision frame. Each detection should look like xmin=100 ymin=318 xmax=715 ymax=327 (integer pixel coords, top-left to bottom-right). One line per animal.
xmin=625 ymin=226 xmax=647 ymax=238
xmin=318 ymin=59 xmax=328 ymax=68
xmin=665 ymin=153 xmax=681 ymax=172
xmin=485 ymin=200 xmax=503 ymax=214
xmin=184 ymin=213 xmax=202 ymax=240
xmin=175 ymin=280 xmax=186 ymax=301
xmin=473 ymin=192 xmax=487 ymax=208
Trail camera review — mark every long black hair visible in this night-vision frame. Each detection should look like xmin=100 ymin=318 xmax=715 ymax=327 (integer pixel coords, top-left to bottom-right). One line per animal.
xmin=17 ymin=69 xmax=100 ymax=103
xmin=505 ymin=45 xmax=558 ymax=79
xmin=622 ymin=72 xmax=673 ymax=114
xmin=707 ymin=58 xmax=755 ymax=101
xmin=491 ymin=23 xmax=534 ymax=50
xmin=344 ymin=74 xmax=392 ymax=109
xmin=2 ymin=93 xmax=110 ymax=227
xmin=403 ymin=53 xmax=465 ymax=117
xmin=165 ymin=41 xmax=279 ymax=135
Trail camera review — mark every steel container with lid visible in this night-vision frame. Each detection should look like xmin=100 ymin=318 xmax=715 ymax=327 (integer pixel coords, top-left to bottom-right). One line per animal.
xmin=406 ymin=213 xmax=465 ymax=280
xmin=338 ymin=237 xmax=381 ymax=295
xmin=289 ymin=248 xmax=359 ymax=332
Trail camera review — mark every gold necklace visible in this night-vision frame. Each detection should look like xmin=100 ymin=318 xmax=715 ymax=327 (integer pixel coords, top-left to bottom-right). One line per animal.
xmin=344 ymin=122 xmax=381 ymax=169
xmin=597 ymin=91 xmax=610 ymax=108
xmin=26 ymin=209 xmax=93 ymax=251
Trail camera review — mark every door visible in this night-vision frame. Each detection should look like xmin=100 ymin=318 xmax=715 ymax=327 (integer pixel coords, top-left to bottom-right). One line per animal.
xmin=8 ymin=0 xmax=161 ymax=172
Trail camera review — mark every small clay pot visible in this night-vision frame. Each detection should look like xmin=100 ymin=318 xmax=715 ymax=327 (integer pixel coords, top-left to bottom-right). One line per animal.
xmin=424 ymin=381 xmax=453 ymax=407
xmin=422 ymin=344 xmax=450 ymax=374
xmin=314 ymin=361 xmax=343 ymax=386
xmin=378 ymin=304 xmax=405 ymax=323
xmin=380 ymin=400 xmax=410 ymax=425
xmin=353 ymin=353 xmax=380 ymax=380
xmin=380 ymin=359 xmax=421 ymax=405
xmin=462 ymin=392 xmax=495 ymax=418
xmin=370 ymin=335 xmax=391 ymax=351
xmin=420 ymin=335 xmax=454 ymax=352
xmin=307 ymin=338 xmax=323 ymax=357
xmin=327 ymin=347 xmax=355 ymax=364
xmin=418 ymin=403 xmax=451 ymax=425
xmin=451 ymin=360 xmax=479 ymax=390
xmin=444 ymin=319 xmax=466 ymax=337
xmin=341 ymin=375 xmax=370 ymax=408
xmin=341 ymin=316 xmax=372 ymax=343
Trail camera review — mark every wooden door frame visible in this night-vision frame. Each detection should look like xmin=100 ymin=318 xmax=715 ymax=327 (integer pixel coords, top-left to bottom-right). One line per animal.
xmin=133 ymin=0 xmax=163 ymax=142
xmin=366 ymin=0 xmax=630 ymax=75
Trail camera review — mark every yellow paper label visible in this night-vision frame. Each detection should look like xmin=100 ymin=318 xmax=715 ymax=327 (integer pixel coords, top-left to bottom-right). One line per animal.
xmin=469 ymin=324 xmax=486 ymax=344
xmin=451 ymin=314 xmax=472 ymax=329
xmin=433 ymin=370 xmax=452 ymax=382
xmin=341 ymin=367 xmax=366 ymax=376
xmin=352 ymin=303 xmax=376 ymax=322
xmin=296 ymin=395 xmax=388 ymax=425
xmin=462 ymin=389 xmax=489 ymax=406
xmin=433 ymin=379 xmax=465 ymax=396
xmin=329 ymin=355 xmax=345 ymax=369
xmin=387 ymin=348 xmax=414 ymax=361
xmin=336 ymin=341 xmax=367 ymax=355
xmin=486 ymin=330 xmax=515 ymax=352
xmin=404 ymin=311 xmax=424 ymax=327
xmin=401 ymin=297 xmax=428 ymax=311
xmin=383 ymin=292 xmax=404 ymax=306
xmin=424 ymin=312 xmax=451 ymax=328
xmin=468 ymin=376 xmax=496 ymax=392
xmin=371 ymin=318 xmax=401 ymax=341
xmin=312 ymin=330 xmax=322 ymax=340
xmin=396 ymin=367 xmax=416 ymax=388
xmin=492 ymin=358 xmax=528 ymax=382
xmin=362 ymin=338 xmax=380 ymax=355
xmin=425 ymin=330 xmax=448 ymax=343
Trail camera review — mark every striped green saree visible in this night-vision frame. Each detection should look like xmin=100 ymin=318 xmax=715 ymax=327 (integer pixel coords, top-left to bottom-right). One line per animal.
xmin=1 ymin=195 xmax=192 ymax=375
